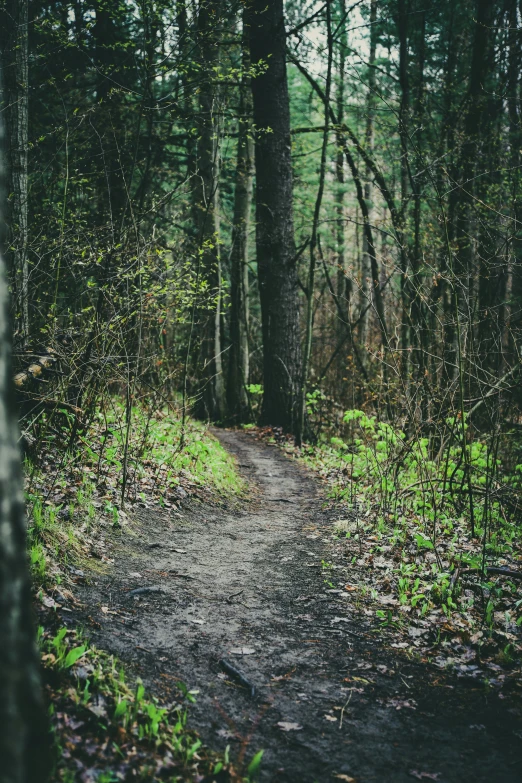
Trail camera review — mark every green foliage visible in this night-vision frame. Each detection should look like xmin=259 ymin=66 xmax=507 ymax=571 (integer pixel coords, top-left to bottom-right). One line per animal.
xmin=94 ymin=400 xmax=245 ymax=499
xmin=40 ymin=626 xmax=231 ymax=776
xmin=247 ymin=749 xmax=264 ymax=779
xmin=301 ymin=409 xmax=522 ymax=628
xmin=26 ymin=403 xmax=244 ymax=588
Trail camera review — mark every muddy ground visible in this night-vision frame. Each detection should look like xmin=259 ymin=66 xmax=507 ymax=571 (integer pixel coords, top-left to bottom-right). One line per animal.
xmin=72 ymin=430 xmax=522 ymax=782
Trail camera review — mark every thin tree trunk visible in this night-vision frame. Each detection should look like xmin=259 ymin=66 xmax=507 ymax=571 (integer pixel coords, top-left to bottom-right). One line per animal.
xmin=193 ymin=0 xmax=226 ymax=420
xmin=248 ymin=0 xmax=302 ymax=433
xmin=296 ymin=0 xmax=333 ymax=446
xmin=93 ymin=0 xmax=126 ymax=234
xmin=0 ymin=61 xmax=52 ymax=783
xmin=228 ymin=14 xmax=254 ymax=422
xmin=507 ymin=0 xmax=522 ymax=362
xmin=335 ymin=0 xmax=350 ymax=346
xmin=0 ymin=0 xmax=29 ymax=349
xmin=397 ymin=0 xmax=410 ymax=379
xmin=290 ymin=57 xmax=388 ymax=351
xmin=359 ymin=0 xmax=377 ymax=351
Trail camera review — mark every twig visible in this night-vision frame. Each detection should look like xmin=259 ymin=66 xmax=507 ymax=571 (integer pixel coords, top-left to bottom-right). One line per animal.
xmin=226 ymin=589 xmax=244 ymax=604
xmin=219 ymin=659 xmax=256 ymax=697
xmin=339 ymin=690 xmax=352 ymax=729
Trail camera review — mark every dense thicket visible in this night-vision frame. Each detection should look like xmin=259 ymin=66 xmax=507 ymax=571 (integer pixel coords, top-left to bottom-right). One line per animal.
xmin=0 ymin=0 xmax=521 ymax=492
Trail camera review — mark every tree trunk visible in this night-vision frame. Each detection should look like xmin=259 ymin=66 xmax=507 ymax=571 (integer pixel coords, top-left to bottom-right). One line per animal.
xmin=335 ymin=0 xmax=350 ymax=347
xmin=0 ymin=0 xmax=29 ymax=349
xmin=193 ymin=0 xmax=226 ymax=421
xmin=248 ymin=0 xmax=302 ymax=432
xmin=227 ymin=15 xmax=254 ymax=422
xmin=358 ymin=0 xmax=377 ymax=352
xmin=0 ymin=61 xmax=52 ymax=783
xmin=507 ymin=0 xmax=522 ymax=361
xmin=296 ymin=0 xmax=333 ymax=446
xmin=397 ymin=0 xmax=411 ymax=379
xmin=93 ymin=0 xmax=127 ymax=234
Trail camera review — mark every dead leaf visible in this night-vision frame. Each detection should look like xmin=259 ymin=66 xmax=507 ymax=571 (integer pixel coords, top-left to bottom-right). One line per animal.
xmin=216 ymin=728 xmax=236 ymax=740
xmin=409 ymin=771 xmax=440 ymax=781
xmin=277 ymin=721 xmax=303 ymax=732
xmin=324 ymin=714 xmax=337 ymax=722
xmin=334 ymin=776 xmax=356 ymax=782
xmin=41 ymin=594 xmax=60 ymax=609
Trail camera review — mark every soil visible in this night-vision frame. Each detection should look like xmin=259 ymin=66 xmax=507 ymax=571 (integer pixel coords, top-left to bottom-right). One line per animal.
xmin=73 ymin=430 xmax=522 ymax=782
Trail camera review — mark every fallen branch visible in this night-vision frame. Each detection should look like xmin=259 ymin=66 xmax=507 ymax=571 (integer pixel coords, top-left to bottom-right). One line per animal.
xmin=219 ymin=659 xmax=256 ymax=697
xmin=461 ymin=567 xmax=522 ymax=581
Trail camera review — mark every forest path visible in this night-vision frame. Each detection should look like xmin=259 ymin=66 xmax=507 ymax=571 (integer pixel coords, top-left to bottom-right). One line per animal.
xmin=78 ymin=430 xmax=521 ymax=782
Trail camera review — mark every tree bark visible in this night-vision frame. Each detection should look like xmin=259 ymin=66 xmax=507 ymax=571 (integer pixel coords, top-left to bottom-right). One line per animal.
xmin=193 ymin=0 xmax=226 ymax=421
xmin=296 ymin=0 xmax=333 ymax=446
xmin=227 ymin=14 xmax=254 ymax=422
xmin=359 ymin=0 xmax=377 ymax=351
xmin=0 ymin=0 xmax=29 ymax=349
xmin=507 ymin=0 xmax=522 ymax=361
xmin=0 ymin=61 xmax=52 ymax=783
xmin=397 ymin=0 xmax=411 ymax=378
xmin=335 ymin=0 xmax=350 ymax=346
xmin=248 ymin=0 xmax=302 ymax=432
xmin=93 ymin=0 xmax=127 ymax=234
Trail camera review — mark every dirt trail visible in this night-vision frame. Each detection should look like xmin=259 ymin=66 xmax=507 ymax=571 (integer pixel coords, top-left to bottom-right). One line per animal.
xmin=77 ymin=430 xmax=522 ymax=782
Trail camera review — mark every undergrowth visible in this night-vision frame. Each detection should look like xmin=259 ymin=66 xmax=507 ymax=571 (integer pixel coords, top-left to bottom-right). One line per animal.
xmin=260 ymin=412 xmax=522 ymax=667
xmin=29 ymin=404 xmax=253 ymax=781
xmin=26 ymin=400 xmax=245 ymax=587
xmin=40 ymin=625 xmax=262 ymax=782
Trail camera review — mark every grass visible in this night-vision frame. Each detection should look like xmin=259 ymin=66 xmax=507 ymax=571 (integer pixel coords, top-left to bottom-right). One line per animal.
xmin=25 ymin=400 xmax=245 ymax=587
xmin=28 ymin=402 xmax=257 ymax=781
xmin=260 ymin=412 xmax=522 ymax=658
xmin=40 ymin=625 xmax=234 ymax=781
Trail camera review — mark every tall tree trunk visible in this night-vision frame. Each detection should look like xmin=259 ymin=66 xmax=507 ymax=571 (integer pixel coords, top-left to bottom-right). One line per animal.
xmin=93 ymin=0 xmax=126 ymax=235
xmin=0 ymin=61 xmax=52 ymax=783
xmin=397 ymin=0 xmax=411 ymax=379
xmin=193 ymin=0 xmax=226 ymax=420
xmin=296 ymin=0 xmax=333 ymax=446
xmin=410 ymin=4 xmax=428 ymax=408
xmin=358 ymin=0 xmax=377 ymax=352
xmin=248 ymin=0 xmax=302 ymax=432
xmin=228 ymin=15 xmax=254 ymax=422
xmin=0 ymin=0 xmax=29 ymax=349
xmin=507 ymin=0 xmax=522 ymax=361
xmin=454 ymin=0 xmax=493 ymax=322
xmin=335 ymin=0 xmax=350 ymax=348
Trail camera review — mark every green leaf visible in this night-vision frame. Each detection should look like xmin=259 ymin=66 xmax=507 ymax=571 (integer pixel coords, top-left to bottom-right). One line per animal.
xmin=64 ymin=645 xmax=87 ymax=668
xmin=247 ymin=749 xmax=264 ymax=777
xmin=114 ymin=699 xmax=129 ymax=719
xmin=415 ymin=534 xmax=434 ymax=550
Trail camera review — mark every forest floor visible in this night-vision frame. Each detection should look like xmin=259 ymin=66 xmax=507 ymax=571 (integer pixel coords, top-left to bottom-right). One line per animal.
xmin=61 ymin=428 xmax=522 ymax=783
